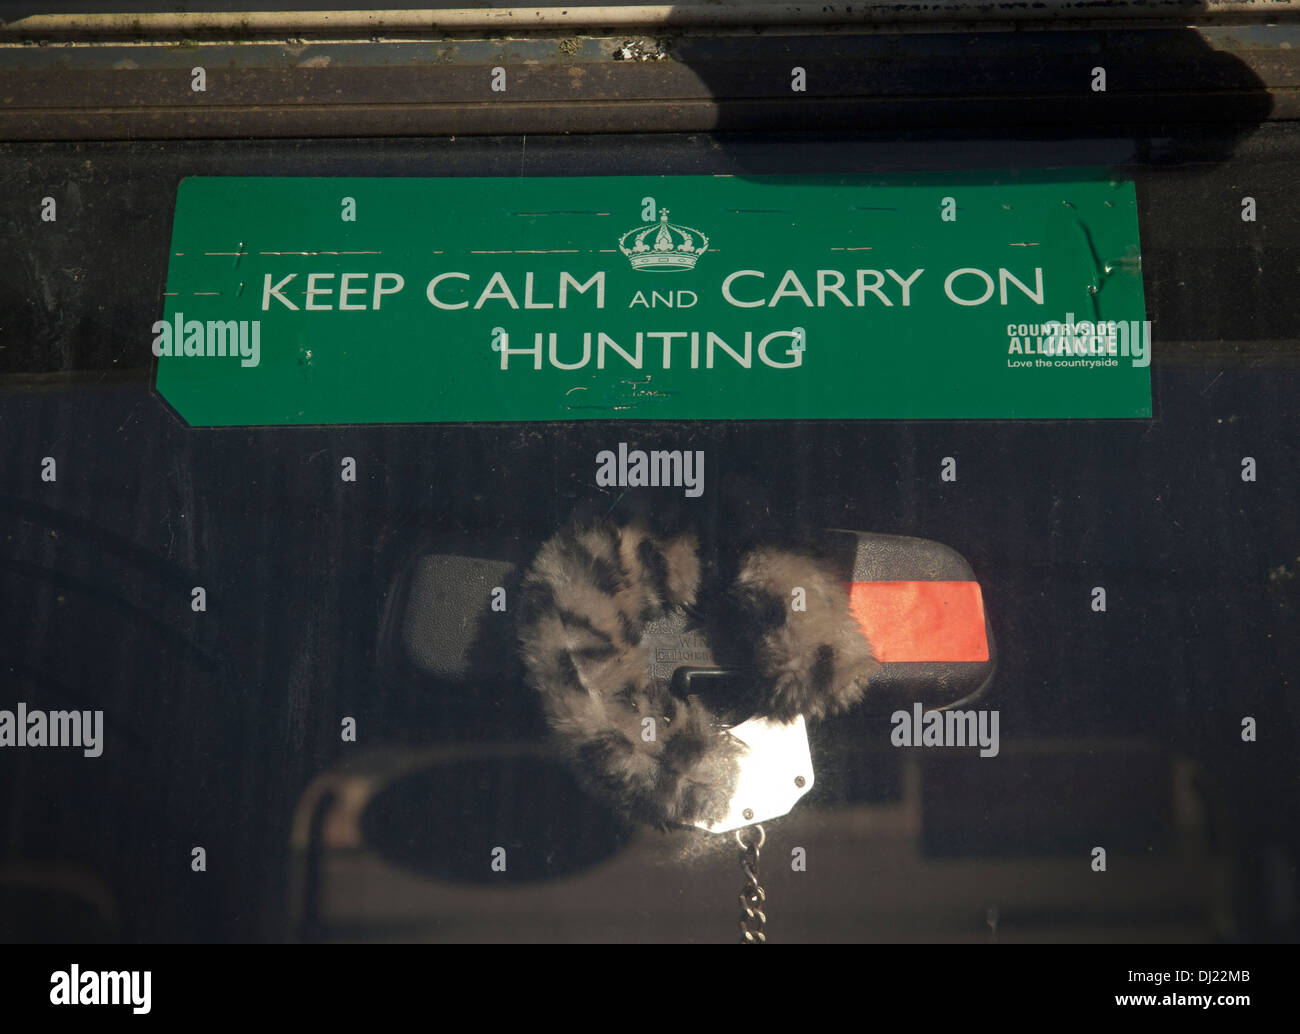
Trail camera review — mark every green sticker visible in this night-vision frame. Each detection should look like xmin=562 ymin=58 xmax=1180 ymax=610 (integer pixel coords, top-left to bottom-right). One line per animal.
xmin=154 ymin=172 xmax=1151 ymax=425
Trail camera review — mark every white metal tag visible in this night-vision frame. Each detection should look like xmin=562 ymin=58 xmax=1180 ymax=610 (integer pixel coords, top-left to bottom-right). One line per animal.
xmin=694 ymin=714 xmax=815 ymax=834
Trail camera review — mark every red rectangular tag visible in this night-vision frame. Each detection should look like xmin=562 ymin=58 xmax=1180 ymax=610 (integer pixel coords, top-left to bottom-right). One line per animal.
xmin=849 ymin=581 xmax=989 ymax=663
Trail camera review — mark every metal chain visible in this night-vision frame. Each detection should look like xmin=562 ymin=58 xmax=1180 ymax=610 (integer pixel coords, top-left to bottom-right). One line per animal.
xmin=736 ymin=823 xmax=766 ymax=944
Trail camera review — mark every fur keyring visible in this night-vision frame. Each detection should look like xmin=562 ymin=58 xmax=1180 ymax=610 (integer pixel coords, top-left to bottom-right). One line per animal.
xmin=517 ymin=514 xmax=880 ymax=829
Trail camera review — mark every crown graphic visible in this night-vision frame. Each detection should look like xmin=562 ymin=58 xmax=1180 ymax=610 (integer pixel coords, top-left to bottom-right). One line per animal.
xmin=617 ymin=209 xmax=710 ymax=271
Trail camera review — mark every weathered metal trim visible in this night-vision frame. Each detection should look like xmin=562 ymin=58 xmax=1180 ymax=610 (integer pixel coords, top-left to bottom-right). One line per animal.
xmin=2 ymin=22 xmax=1295 ymax=140
xmin=1 ymin=2 xmax=1298 ymax=43
xmin=2 ymin=93 xmax=1296 ymax=142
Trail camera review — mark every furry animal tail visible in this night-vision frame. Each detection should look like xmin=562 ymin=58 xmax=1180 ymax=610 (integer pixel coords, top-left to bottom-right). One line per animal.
xmin=517 ymin=517 xmax=745 ymax=827
xmin=731 ymin=547 xmax=882 ymax=723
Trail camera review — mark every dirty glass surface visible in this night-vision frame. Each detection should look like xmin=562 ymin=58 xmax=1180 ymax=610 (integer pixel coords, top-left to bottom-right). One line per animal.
xmin=3 ymin=124 xmax=1296 ymax=946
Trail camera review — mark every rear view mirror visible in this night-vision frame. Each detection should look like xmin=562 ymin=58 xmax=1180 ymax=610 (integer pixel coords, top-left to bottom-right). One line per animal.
xmin=392 ymin=527 xmax=995 ymax=831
